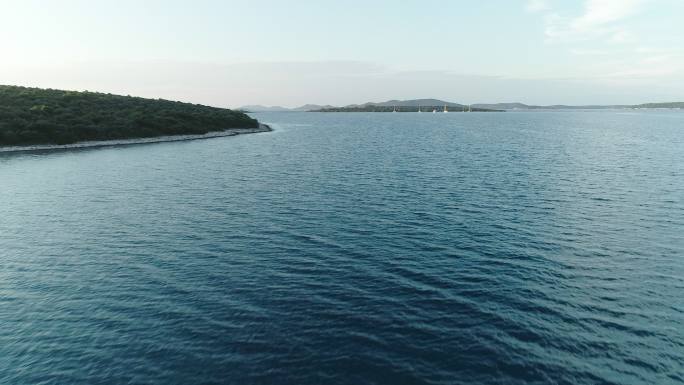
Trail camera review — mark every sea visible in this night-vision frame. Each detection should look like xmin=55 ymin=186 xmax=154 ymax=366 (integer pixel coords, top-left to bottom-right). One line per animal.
xmin=1 ymin=111 xmax=682 ymax=384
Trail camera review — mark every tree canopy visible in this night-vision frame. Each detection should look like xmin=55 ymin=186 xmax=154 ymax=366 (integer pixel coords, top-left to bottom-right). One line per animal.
xmin=0 ymin=85 xmax=258 ymax=146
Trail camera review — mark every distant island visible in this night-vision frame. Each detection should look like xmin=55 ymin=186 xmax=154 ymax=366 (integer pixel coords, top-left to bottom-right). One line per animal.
xmin=241 ymin=99 xmax=684 ymax=112
xmin=471 ymin=102 xmax=684 ymax=110
xmin=314 ymin=99 xmax=501 ymax=112
xmin=631 ymin=102 xmax=684 ymax=109
xmin=240 ymin=100 xmax=499 ymax=112
xmin=0 ymin=85 xmax=268 ymax=148
xmin=240 ymin=104 xmax=335 ymax=112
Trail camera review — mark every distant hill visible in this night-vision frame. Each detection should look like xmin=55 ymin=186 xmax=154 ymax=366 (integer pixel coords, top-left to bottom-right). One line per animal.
xmin=316 ymin=105 xmax=501 ymax=112
xmin=240 ymin=104 xmax=336 ymax=112
xmin=533 ymin=104 xmax=631 ymax=110
xmin=471 ymin=103 xmax=534 ymax=110
xmin=314 ymin=99 xmax=500 ymax=112
xmin=239 ymin=105 xmax=291 ymax=112
xmin=472 ymin=102 xmax=684 ymax=110
xmin=471 ymin=103 xmax=633 ymax=110
xmin=0 ymin=85 xmax=258 ymax=146
xmin=349 ymin=99 xmax=467 ymax=108
xmin=292 ymin=104 xmax=336 ymax=111
xmin=633 ymin=102 xmax=684 ymax=109
xmin=242 ymin=99 xmax=684 ymax=113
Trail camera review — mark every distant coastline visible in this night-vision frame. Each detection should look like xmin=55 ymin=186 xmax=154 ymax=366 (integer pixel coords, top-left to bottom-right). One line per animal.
xmin=313 ymin=106 xmax=502 ymax=112
xmin=0 ymin=124 xmax=271 ymax=153
xmin=242 ymin=99 xmax=684 ymax=112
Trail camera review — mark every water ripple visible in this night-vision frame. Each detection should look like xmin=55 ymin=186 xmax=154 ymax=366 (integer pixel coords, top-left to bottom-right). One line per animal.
xmin=1 ymin=111 xmax=683 ymax=384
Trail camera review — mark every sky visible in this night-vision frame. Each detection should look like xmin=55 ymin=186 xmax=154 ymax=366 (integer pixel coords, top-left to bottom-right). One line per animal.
xmin=1 ymin=0 xmax=683 ymax=107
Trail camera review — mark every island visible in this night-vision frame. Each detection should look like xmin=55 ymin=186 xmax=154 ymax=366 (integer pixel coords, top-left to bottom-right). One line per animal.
xmin=240 ymin=99 xmax=684 ymax=112
xmin=311 ymin=99 xmax=502 ymax=112
xmin=0 ymin=85 xmax=270 ymax=151
xmin=315 ymin=105 xmax=502 ymax=112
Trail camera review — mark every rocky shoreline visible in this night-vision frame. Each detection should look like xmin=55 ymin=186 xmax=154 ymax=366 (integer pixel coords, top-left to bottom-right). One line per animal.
xmin=0 ymin=123 xmax=272 ymax=153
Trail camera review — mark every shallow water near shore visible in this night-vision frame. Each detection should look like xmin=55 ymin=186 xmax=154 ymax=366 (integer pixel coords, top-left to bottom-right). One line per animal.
xmin=0 ymin=125 xmax=271 ymax=153
xmin=1 ymin=111 xmax=683 ymax=384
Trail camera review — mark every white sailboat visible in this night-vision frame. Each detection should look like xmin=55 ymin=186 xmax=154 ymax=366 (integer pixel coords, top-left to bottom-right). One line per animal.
xmin=418 ymin=105 xmax=422 ymax=113
xmin=468 ymin=104 xmax=472 ymax=112
xmin=432 ymin=108 xmax=437 ymax=113
xmin=392 ymin=106 xmax=397 ymax=113
xmin=443 ymin=104 xmax=448 ymax=113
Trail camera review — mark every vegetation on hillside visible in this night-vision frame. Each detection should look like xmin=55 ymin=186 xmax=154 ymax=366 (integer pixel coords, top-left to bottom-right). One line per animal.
xmin=0 ymin=85 xmax=258 ymax=146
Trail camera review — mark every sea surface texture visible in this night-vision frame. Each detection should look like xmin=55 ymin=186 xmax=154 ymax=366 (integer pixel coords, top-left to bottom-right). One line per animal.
xmin=1 ymin=111 xmax=682 ymax=385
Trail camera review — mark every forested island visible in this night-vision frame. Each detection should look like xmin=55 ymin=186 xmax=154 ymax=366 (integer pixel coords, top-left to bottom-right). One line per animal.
xmin=0 ymin=85 xmax=262 ymax=147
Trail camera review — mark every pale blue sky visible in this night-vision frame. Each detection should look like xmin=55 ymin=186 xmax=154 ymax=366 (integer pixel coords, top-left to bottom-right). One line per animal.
xmin=2 ymin=0 xmax=683 ymax=106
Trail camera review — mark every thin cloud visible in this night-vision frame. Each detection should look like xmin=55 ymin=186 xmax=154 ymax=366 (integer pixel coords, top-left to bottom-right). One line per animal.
xmin=538 ymin=0 xmax=645 ymax=43
xmin=571 ymin=0 xmax=643 ymax=32
xmin=525 ymin=1 xmax=684 ymax=83
xmin=526 ymin=0 xmax=550 ymax=12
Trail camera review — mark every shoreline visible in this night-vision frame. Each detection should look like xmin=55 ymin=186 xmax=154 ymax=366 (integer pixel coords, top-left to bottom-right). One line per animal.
xmin=0 ymin=123 xmax=272 ymax=153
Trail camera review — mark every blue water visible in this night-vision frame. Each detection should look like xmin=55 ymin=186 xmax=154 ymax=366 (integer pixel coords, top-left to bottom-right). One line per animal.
xmin=1 ymin=111 xmax=683 ymax=384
